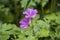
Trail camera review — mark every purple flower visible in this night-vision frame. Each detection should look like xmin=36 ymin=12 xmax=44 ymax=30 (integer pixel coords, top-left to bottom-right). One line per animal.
xmin=19 ymin=8 xmax=38 ymax=29
xmin=23 ymin=8 xmax=38 ymax=18
xmin=19 ymin=18 xmax=31 ymax=29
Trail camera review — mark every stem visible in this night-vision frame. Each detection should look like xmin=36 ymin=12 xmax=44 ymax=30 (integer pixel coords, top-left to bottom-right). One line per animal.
xmin=51 ymin=0 xmax=55 ymax=13
xmin=31 ymin=19 xmax=35 ymax=36
xmin=40 ymin=0 xmax=44 ymax=20
xmin=41 ymin=4 xmax=44 ymax=18
xmin=53 ymin=0 xmax=56 ymax=11
xmin=13 ymin=0 xmax=19 ymax=26
xmin=50 ymin=0 xmax=55 ymax=40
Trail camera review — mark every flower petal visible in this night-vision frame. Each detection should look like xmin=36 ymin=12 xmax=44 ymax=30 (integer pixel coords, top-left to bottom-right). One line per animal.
xmin=31 ymin=9 xmax=38 ymax=18
xmin=23 ymin=11 xmax=28 ymax=14
xmin=24 ymin=18 xmax=31 ymax=24
xmin=19 ymin=20 xmax=26 ymax=25
xmin=20 ymin=24 xmax=28 ymax=29
xmin=27 ymin=8 xmax=33 ymax=14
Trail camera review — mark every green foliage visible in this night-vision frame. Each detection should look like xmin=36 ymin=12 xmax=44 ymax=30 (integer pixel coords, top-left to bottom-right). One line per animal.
xmin=0 ymin=5 xmax=14 ymax=23
xmin=34 ymin=0 xmax=41 ymax=3
xmin=0 ymin=0 xmax=9 ymax=4
xmin=4 ymin=13 xmax=14 ymax=23
xmin=21 ymin=0 xmax=48 ymax=9
xmin=27 ymin=0 xmax=36 ymax=8
xmin=41 ymin=0 xmax=48 ymax=7
xmin=0 ymin=0 xmax=60 ymax=40
xmin=44 ymin=13 xmax=57 ymax=20
xmin=0 ymin=22 xmax=21 ymax=40
xmin=34 ymin=20 xmax=50 ymax=37
xmin=55 ymin=25 xmax=60 ymax=38
xmin=55 ymin=12 xmax=60 ymax=24
xmin=26 ymin=36 xmax=36 ymax=40
xmin=21 ymin=0 xmax=29 ymax=8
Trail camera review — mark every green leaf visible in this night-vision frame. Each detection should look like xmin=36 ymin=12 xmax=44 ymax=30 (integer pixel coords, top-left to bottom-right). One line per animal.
xmin=55 ymin=25 xmax=60 ymax=38
xmin=16 ymin=35 xmax=26 ymax=40
xmin=55 ymin=18 xmax=60 ymax=24
xmin=0 ymin=31 xmax=9 ymax=40
xmin=41 ymin=0 xmax=48 ymax=7
xmin=0 ymin=22 xmax=21 ymax=40
xmin=44 ymin=13 xmax=57 ymax=20
xmin=34 ymin=0 xmax=41 ymax=3
xmin=37 ymin=20 xmax=50 ymax=29
xmin=50 ymin=31 xmax=55 ymax=38
xmin=5 ymin=24 xmax=21 ymax=35
xmin=26 ymin=36 xmax=36 ymax=40
xmin=0 ymin=22 xmax=20 ymax=34
xmin=20 ymin=27 xmax=33 ymax=36
xmin=55 ymin=12 xmax=60 ymax=24
xmin=21 ymin=0 xmax=29 ymax=8
xmin=34 ymin=20 xmax=50 ymax=37
xmin=2 ymin=23 xmax=13 ymax=31
xmin=27 ymin=0 xmax=36 ymax=8
xmin=39 ymin=29 xmax=49 ymax=37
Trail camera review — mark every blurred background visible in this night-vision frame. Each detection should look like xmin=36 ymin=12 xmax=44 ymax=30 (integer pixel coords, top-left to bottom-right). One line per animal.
xmin=0 ymin=0 xmax=60 ymax=40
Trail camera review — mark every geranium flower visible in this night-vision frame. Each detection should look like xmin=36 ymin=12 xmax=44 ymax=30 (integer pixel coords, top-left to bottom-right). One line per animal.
xmin=23 ymin=8 xmax=38 ymax=18
xmin=19 ymin=8 xmax=38 ymax=29
xmin=19 ymin=18 xmax=31 ymax=29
